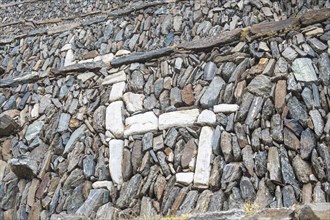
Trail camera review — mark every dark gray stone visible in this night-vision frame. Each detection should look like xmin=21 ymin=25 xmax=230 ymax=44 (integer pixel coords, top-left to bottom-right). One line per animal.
xmin=142 ymin=132 xmax=153 ymax=152
xmin=287 ymin=96 xmax=308 ymax=127
xmin=0 ymin=114 xmax=19 ymax=137
xmin=76 ymin=189 xmax=110 ymax=217
xmin=300 ymin=128 xmax=316 ymax=160
xmin=116 ymin=174 xmax=143 ymax=209
xmin=247 ymin=75 xmax=273 ymax=97
xmin=83 ymin=155 xmax=95 ymax=179
xmin=164 ymin=128 xmax=178 ymax=148
xmin=200 ymin=76 xmax=225 ymax=107
xmin=204 ymin=61 xmax=217 ymax=81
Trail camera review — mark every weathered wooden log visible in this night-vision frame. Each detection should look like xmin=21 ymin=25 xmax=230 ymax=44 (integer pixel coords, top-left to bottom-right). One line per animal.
xmin=213 ymin=52 xmax=250 ymax=63
xmin=300 ymin=8 xmax=330 ymax=26
xmin=242 ymin=17 xmax=300 ymax=42
xmin=50 ymin=61 xmax=104 ymax=76
xmin=0 ymin=72 xmax=40 ymax=88
xmin=111 ymin=47 xmax=174 ymax=67
xmin=108 ymin=1 xmax=171 ymax=17
xmin=177 ymin=28 xmax=242 ymax=50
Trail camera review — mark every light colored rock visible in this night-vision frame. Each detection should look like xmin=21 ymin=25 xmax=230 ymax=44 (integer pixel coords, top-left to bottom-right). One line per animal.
xmin=106 ymin=101 xmax=124 ymax=138
xmin=292 ymin=58 xmax=318 ymax=82
xmin=31 ymin=103 xmax=39 ymax=119
xmin=101 ymin=53 xmax=114 ymax=64
xmin=60 ymin=43 xmax=72 ymax=51
xmin=214 ymin=104 xmax=239 ymax=113
xmin=194 ymin=126 xmax=214 ymax=188
xmin=115 ymin=49 xmax=130 ymax=57
xmin=64 ymin=49 xmax=74 ymax=66
xmin=124 ymin=111 xmax=158 ymax=136
xmin=79 ymin=59 xmax=93 ymax=64
xmin=176 ymin=172 xmax=194 ymax=186
xmin=109 ymin=139 xmax=124 ymax=185
xmin=92 ymin=181 xmax=113 ymax=191
xmin=102 ymin=71 xmax=126 ymax=86
xmin=159 ymin=109 xmax=200 ymax=130
xmin=123 ymin=92 xmax=145 ymax=113
xmin=109 ymin=82 xmax=126 ymax=102
xmin=77 ymin=72 xmax=95 ymax=82
xmin=197 ymin=110 xmax=216 ymax=125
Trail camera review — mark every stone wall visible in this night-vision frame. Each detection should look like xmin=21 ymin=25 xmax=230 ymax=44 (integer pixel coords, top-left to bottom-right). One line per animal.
xmin=0 ymin=0 xmax=330 ymax=219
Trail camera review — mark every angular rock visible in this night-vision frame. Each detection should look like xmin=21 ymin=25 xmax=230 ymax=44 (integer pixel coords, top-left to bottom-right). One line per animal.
xmin=197 ymin=109 xmax=216 ymax=125
xmin=200 ymin=76 xmax=225 ymax=107
xmin=164 ymin=128 xmax=179 ymax=148
xmin=25 ymin=117 xmax=45 ymax=144
xmin=194 ymin=126 xmax=214 ymax=188
xmin=240 ymin=177 xmax=256 ymax=201
xmin=268 ymin=147 xmax=281 ymax=182
xmin=106 ymin=101 xmax=125 ymax=137
xmin=0 ymin=114 xmax=19 ymax=137
xmin=176 ymin=172 xmax=194 ymax=186
xmin=109 ymin=82 xmax=126 ymax=102
xmin=124 ymin=111 xmax=158 ymax=136
xmin=283 ymin=127 xmax=300 ymax=151
xmin=247 ymin=75 xmax=272 ymax=97
xmin=220 ymin=131 xmax=233 ymax=162
xmin=204 ymin=62 xmax=217 ymax=81
xmin=109 ymin=139 xmax=124 ymax=185
xmin=319 ymin=53 xmax=330 ymax=86
xmin=116 ymin=174 xmax=143 ymax=209
xmin=222 ymin=163 xmax=242 ymax=184
xmin=63 ymin=124 xmax=86 ymax=155
xmin=300 ymin=128 xmax=316 ymax=160
xmin=101 ymin=71 xmax=126 ymax=85
xmin=292 ymin=155 xmax=312 ymax=183
xmin=96 ymin=203 xmax=118 ymax=220
xmin=58 ymin=113 xmax=70 ymax=132
xmin=213 ymin=104 xmax=239 ymax=113
xmin=123 ymin=92 xmax=145 ymax=113
xmin=9 ymin=157 xmax=38 ymax=179
xmin=93 ymin=106 xmax=106 ymax=132
xmin=287 ymin=96 xmax=308 ymax=126
xmin=310 ymin=110 xmax=324 ymax=137
xmin=292 ymin=58 xmax=317 ymax=82
xmin=76 ymin=189 xmax=109 ymax=217
xmin=159 ymin=109 xmax=199 ymax=130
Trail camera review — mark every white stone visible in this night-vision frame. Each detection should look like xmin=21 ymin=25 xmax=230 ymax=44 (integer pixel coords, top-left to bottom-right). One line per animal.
xmin=197 ymin=109 xmax=216 ymax=125
xmin=78 ymin=59 xmax=93 ymax=64
xmin=101 ymin=53 xmax=114 ymax=64
xmin=102 ymin=71 xmax=126 ymax=86
xmin=213 ymin=104 xmax=239 ymax=113
xmin=93 ymin=56 xmax=102 ymax=62
xmin=77 ymin=72 xmax=95 ymax=82
xmin=64 ymin=49 xmax=74 ymax=66
xmin=110 ymin=82 xmax=126 ymax=102
xmin=115 ymin=49 xmax=130 ymax=57
xmin=31 ymin=103 xmax=39 ymax=119
xmin=124 ymin=111 xmax=158 ymax=136
xmin=194 ymin=126 xmax=214 ymax=188
xmin=106 ymin=101 xmax=124 ymax=138
xmin=159 ymin=109 xmax=200 ymax=130
xmin=109 ymin=139 xmax=124 ymax=185
xmin=60 ymin=43 xmax=72 ymax=51
xmin=123 ymin=92 xmax=145 ymax=113
xmin=92 ymin=181 xmax=113 ymax=191
xmin=176 ymin=172 xmax=194 ymax=186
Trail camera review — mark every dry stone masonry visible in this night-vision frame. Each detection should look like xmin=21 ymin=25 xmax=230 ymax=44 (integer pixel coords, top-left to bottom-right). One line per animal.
xmin=0 ymin=0 xmax=330 ymax=219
